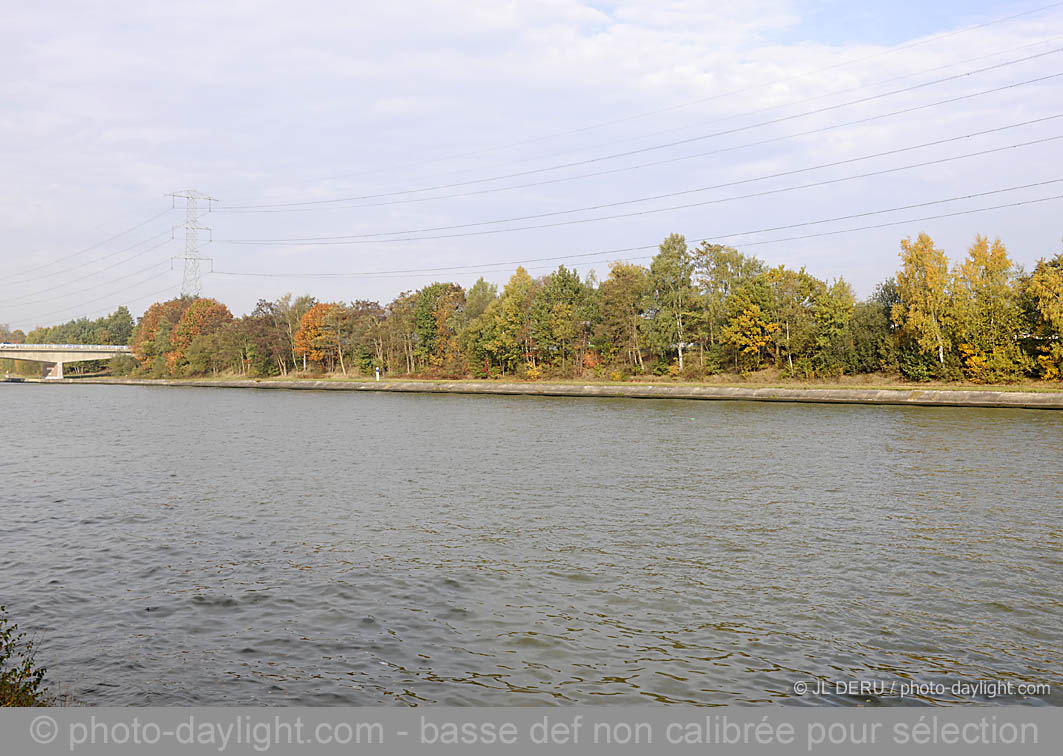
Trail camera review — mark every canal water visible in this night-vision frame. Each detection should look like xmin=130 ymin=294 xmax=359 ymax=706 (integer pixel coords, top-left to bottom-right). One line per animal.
xmin=2 ymin=383 xmax=1061 ymax=705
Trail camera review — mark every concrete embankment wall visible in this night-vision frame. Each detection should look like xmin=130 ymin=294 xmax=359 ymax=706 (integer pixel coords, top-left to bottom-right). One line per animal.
xmin=55 ymin=377 xmax=1063 ymax=410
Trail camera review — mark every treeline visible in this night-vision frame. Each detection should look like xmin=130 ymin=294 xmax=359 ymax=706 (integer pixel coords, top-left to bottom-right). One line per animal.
xmin=7 ymin=233 xmax=1063 ymax=383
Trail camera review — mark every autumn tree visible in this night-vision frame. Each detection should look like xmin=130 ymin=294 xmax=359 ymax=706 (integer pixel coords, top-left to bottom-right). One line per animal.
xmin=463 ymin=278 xmax=498 ymax=324
xmin=429 ymin=285 xmax=467 ymax=376
xmin=839 ymin=278 xmax=898 ymax=376
xmin=250 ymin=300 xmax=298 ymax=375
xmin=691 ymin=243 xmax=764 ymax=349
xmin=596 ymin=262 xmax=649 ymax=371
xmin=231 ymin=312 xmax=289 ymax=377
xmin=322 ymin=305 xmax=354 ymax=376
xmin=294 ymin=302 xmax=342 ymax=372
xmin=264 ymin=293 xmax=317 ymax=371
xmin=645 ymin=234 xmax=696 ymax=371
xmin=482 ymin=267 xmax=539 ymax=375
xmin=131 ymin=297 xmax=195 ymax=374
xmin=892 ymin=233 xmax=951 ymax=370
xmin=166 ymin=298 xmax=233 ymax=374
xmin=720 ymin=303 xmax=778 ymax=371
xmin=345 ymin=300 xmax=388 ymax=374
xmin=454 ymin=278 xmax=498 ymax=377
xmin=811 ymin=278 xmax=855 ymax=377
xmin=411 ymin=283 xmax=464 ymax=371
xmin=951 ymin=235 xmax=1024 ymax=382
xmin=530 ymin=266 xmax=597 ymax=375
xmin=384 ymin=292 xmax=418 ymax=374
xmin=1023 ymin=252 xmax=1063 ymax=379
xmin=762 ymin=265 xmax=821 ymax=376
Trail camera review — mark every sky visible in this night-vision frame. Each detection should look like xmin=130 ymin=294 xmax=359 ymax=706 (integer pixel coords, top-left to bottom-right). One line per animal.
xmin=2 ymin=0 xmax=1062 ymax=331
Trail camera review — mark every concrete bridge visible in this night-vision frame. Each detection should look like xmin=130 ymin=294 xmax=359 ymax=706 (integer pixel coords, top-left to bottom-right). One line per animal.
xmin=0 ymin=343 xmax=131 ymax=379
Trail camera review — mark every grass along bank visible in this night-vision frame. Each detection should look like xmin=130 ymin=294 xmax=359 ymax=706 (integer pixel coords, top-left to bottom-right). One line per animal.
xmin=74 ymin=366 xmax=1063 ymax=394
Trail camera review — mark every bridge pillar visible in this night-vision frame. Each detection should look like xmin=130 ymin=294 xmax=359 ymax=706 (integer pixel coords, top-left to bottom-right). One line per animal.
xmin=41 ymin=361 xmax=64 ymax=380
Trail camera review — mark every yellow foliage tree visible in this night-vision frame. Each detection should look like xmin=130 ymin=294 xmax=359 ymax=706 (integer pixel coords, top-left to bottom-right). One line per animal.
xmin=892 ymin=233 xmax=950 ymax=365
xmin=721 ymin=304 xmax=779 ymax=371
xmin=951 ymin=235 xmax=1023 ymax=382
xmin=1025 ymin=253 xmax=1063 ymax=380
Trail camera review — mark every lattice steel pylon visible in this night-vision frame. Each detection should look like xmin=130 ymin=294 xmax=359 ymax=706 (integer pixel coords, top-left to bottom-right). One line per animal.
xmin=167 ymin=189 xmax=217 ymax=297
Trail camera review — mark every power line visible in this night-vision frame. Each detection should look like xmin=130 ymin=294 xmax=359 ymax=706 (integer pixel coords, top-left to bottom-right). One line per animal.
xmin=228 ymin=121 xmax=1063 ymax=238
xmin=15 ymin=268 xmax=180 ymax=327
xmin=228 ymin=1 xmax=1063 ymax=193
xmin=393 ymin=192 xmax=1063 ymax=280
xmin=228 ymin=34 xmax=1061 ymax=211
xmin=220 ymin=48 xmax=1063 ymax=209
xmin=33 ymin=275 xmax=183 ymax=328
xmin=431 ymin=4 xmax=1063 ymax=153
xmin=218 ymin=66 xmax=1063 ymax=216
xmin=219 ymin=134 xmax=1063 ymax=245
xmin=729 ymin=194 xmax=1063 ymax=249
xmin=3 ymin=232 xmax=173 ymax=304
xmin=64 ymin=282 xmax=191 ymax=326
xmin=2 ymin=208 xmax=174 ymax=286
xmin=211 ymin=180 xmax=1063 ymax=279
xmin=12 ymin=252 xmax=173 ymax=314
xmin=424 ymin=35 xmax=1063 ymax=186
xmin=462 ymin=191 xmax=1063 ymax=279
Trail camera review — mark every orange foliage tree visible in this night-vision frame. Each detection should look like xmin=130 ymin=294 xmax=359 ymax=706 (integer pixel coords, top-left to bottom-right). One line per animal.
xmin=293 ymin=302 xmax=342 ymax=371
xmin=131 ymin=297 xmax=194 ymax=368
xmin=165 ymin=298 xmax=233 ymax=372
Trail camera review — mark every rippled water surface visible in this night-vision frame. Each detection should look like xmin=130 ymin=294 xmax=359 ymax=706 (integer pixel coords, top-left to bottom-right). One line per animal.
xmin=2 ymin=383 xmax=1061 ymax=705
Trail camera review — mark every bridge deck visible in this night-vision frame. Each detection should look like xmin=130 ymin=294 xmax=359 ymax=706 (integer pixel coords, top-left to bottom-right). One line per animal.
xmin=0 ymin=344 xmax=132 ymax=379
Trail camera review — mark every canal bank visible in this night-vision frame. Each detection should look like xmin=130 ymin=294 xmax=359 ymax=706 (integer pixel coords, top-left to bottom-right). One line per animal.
xmin=53 ymin=377 xmax=1063 ymax=409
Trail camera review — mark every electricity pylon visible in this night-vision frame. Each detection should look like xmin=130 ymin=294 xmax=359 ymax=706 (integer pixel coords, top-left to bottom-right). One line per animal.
xmin=167 ymin=189 xmax=216 ymax=297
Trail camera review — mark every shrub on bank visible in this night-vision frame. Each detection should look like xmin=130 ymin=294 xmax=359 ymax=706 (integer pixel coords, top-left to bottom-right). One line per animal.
xmin=0 ymin=607 xmax=50 ymax=706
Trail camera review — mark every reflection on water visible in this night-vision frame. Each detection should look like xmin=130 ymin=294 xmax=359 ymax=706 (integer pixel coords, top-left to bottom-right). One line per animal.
xmin=2 ymin=383 xmax=1061 ymax=705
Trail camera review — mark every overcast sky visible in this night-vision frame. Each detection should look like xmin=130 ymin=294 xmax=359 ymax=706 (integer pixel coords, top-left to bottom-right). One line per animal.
xmin=2 ymin=0 xmax=1062 ymax=331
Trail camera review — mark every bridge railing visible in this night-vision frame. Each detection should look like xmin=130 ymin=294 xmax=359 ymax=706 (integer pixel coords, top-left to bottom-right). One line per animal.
xmin=0 ymin=343 xmax=131 ymax=351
